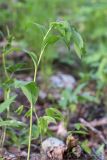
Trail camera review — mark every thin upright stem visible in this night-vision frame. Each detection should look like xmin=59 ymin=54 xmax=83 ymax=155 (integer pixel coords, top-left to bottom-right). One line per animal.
xmin=2 ymin=53 xmax=9 ymax=80
xmin=27 ymin=103 xmax=33 ymax=160
xmin=1 ymin=128 xmax=6 ymax=148
xmin=43 ymin=26 xmax=52 ymax=41
xmin=27 ymin=26 xmax=53 ymax=160
xmin=34 ymin=108 xmax=42 ymax=142
xmin=27 ymin=62 xmax=38 ymax=160
xmin=36 ymin=26 xmax=53 ymax=69
xmin=33 ymin=67 xmax=37 ymax=82
xmin=37 ymin=46 xmax=46 ymax=68
xmin=1 ymin=52 xmax=10 ymax=148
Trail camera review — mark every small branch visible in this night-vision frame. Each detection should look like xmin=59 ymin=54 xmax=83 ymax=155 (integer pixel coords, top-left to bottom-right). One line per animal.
xmin=90 ymin=118 xmax=107 ymax=127
xmin=79 ymin=118 xmax=107 ymax=145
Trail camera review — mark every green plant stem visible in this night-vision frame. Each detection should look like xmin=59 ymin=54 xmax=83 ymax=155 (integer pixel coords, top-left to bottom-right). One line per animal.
xmin=37 ymin=46 xmax=46 ymax=68
xmin=34 ymin=68 xmax=43 ymax=142
xmin=1 ymin=52 xmax=10 ymax=148
xmin=2 ymin=53 xmax=9 ymax=80
xmin=27 ymin=102 xmax=33 ymax=160
xmin=38 ymin=26 xmax=53 ymax=64
xmin=1 ymin=128 xmax=6 ymax=147
xmin=7 ymin=89 xmax=10 ymax=117
xmin=34 ymin=46 xmax=46 ymax=82
xmin=27 ymin=26 xmax=53 ymax=159
xmin=33 ymin=67 xmax=37 ymax=82
xmin=27 ymin=66 xmax=37 ymax=160
xmin=1 ymin=88 xmax=10 ymax=148
xmin=34 ymin=108 xmax=42 ymax=142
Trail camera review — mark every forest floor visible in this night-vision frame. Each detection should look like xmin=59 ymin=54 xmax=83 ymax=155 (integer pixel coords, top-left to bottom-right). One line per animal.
xmin=0 ymin=50 xmax=107 ymax=160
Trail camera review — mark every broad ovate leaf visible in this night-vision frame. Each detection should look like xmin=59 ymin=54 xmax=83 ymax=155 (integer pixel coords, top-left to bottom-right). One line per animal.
xmin=15 ymin=80 xmax=38 ymax=105
xmin=38 ymin=116 xmax=56 ymax=134
xmin=81 ymin=140 xmax=91 ymax=154
xmin=14 ymin=79 xmax=28 ymax=88
xmin=43 ymin=35 xmax=60 ymax=47
xmin=21 ymin=82 xmax=38 ymax=105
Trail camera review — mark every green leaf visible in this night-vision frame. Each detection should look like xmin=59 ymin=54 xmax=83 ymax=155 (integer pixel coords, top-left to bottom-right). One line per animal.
xmin=96 ymin=144 xmax=104 ymax=155
xmin=81 ymin=140 xmax=91 ymax=154
xmin=15 ymin=105 xmax=24 ymax=115
xmin=80 ymin=92 xmax=99 ymax=103
xmin=72 ymin=28 xmax=85 ymax=58
xmin=51 ymin=21 xmax=72 ymax=46
xmin=38 ymin=117 xmax=47 ymax=134
xmin=73 ymin=29 xmax=84 ymax=49
xmin=38 ymin=115 xmax=56 ymax=135
xmin=0 ymin=120 xmax=26 ymax=127
xmin=59 ymin=88 xmax=72 ymax=108
xmin=43 ymin=35 xmax=60 ymax=47
xmin=7 ymin=63 xmax=25 ymax=73
xmin=33 ymin=22 xmax=46 ymax=35
xmin=4 ymin=47 xmax=20 ymax=55
xmin=0 ymin=95 xmax=16 ymax=113
xmin=4 ymin=34 xmax=14 ymax=51
xmin=2 ymin=79 xmax=14 ymax=89
xmin=68 ymin=130 xmax=88 ymax=135
xmin=59 ymin=97 xmax=68 ymax=109
xmin=51 ymin=21 xmax=85 ymax=57
xmin=43 ymin=116 xmax=56 ymax=124
xmin=14 ymin=79 xmax=28 ymax=88
xmin=25 ymin=51 xmax=37 ymax=69
xmin=97 ymin=58 xmax=107 ymax=82
xmin=73 ymin=83 xmax=87 ymax=95
xmin=32 ymin=125 xmax=40 ymax=139
xmin=46 ymin=107 xmax=64 ymax=121
xmin=74 ymin=123 xmax=87 ymax=131
xmin=25 ymin=108 xmax=31 ymax=118
xmin=15 ymin=80 xmax=38 ymax=105
xmin=21 ymin=82 xmax=38 ymax=105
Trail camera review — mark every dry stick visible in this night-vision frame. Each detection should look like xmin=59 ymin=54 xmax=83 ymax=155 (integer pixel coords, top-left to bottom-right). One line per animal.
xmin=89 ymin=117 xmax=107 ymax=127
xmin=79 ymin=118 xmax=107 ymax=145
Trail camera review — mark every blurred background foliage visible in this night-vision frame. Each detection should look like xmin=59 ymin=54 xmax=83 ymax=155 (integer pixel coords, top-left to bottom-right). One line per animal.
xmin=0 ymin=0 xmax=107 ymax=81
xmin=1 ymin=0 xmax=107 ymax=153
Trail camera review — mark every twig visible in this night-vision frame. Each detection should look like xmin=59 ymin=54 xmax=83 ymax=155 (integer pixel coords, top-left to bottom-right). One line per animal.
xmin=79 ymin=118 xmax=107 ymax=145
xmin=90 ymin=118 xmax=107 ymax=127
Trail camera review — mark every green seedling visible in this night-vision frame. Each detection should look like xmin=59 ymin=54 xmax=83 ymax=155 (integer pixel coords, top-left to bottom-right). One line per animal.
xmin=0 ymin=20 xmax=85 ymax=160
xmin=22 ymin=21 xmax=85 ymax=160
xmin=0 ymin=29 xmax=22 ymax=148
xmin=59 ymin=82 xmax=99 ymax=110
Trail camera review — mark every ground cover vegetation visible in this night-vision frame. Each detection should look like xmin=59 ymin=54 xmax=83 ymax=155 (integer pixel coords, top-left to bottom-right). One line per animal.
xmin=0 ymin=0 xmax=107 ymax=160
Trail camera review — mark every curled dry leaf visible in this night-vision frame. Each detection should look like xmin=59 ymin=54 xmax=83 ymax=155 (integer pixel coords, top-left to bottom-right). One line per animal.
xmin=66 ymin=135 xmax=82 ymax=158
xmin=66 ymin=135 xmax=78 ymax=149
